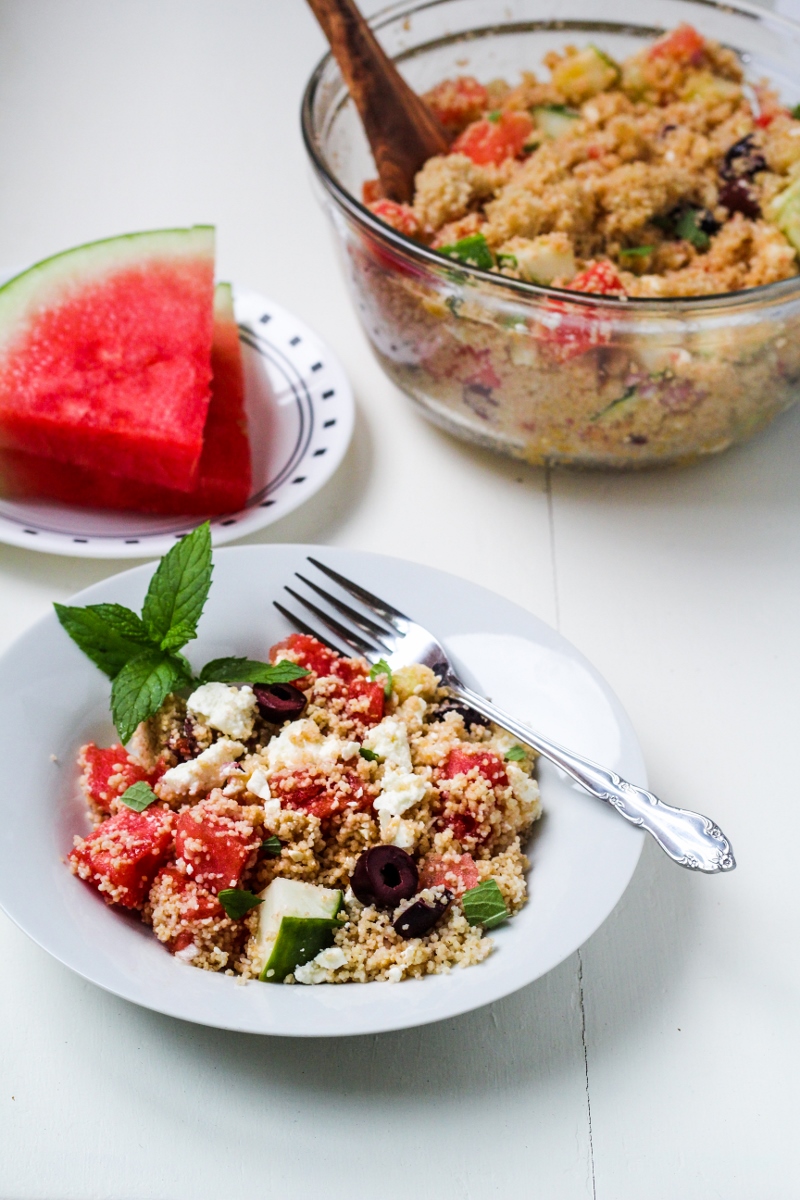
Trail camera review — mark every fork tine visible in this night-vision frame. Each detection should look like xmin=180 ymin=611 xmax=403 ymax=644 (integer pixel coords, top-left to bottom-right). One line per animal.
xmin=284 ymin=587 xmax=381 ymax=660
xmin=272 ymin=601 xmax=344 ymax=655
xmin=294 ymin=573 xmax=395 ymax=651
xmin=306 ymin=557 xmax=409 ymax=630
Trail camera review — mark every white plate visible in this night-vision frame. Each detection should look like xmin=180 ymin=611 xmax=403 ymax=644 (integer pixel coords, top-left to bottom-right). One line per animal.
xmin=0 ymin=546 xmax=644 ymax=1036
xmin=0 ymin=289 xmax=354 ymax=557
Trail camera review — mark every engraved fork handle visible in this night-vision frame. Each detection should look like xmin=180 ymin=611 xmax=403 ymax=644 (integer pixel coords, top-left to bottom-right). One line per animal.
xmin=451 ymin=681 xmax=736 ymax=874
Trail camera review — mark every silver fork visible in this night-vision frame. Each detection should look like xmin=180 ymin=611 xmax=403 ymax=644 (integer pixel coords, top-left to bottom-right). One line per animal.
xmin=275 ymin=558 xmax=736 ymax=874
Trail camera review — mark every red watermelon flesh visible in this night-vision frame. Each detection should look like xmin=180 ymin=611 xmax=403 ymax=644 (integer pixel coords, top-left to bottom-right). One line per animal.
xmin=0 ymin=283 xmax=252 ymax=514
xmin=0 ymin=227 xmax=215 ymax=491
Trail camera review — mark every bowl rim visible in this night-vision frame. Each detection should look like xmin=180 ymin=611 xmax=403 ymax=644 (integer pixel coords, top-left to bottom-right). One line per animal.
xmin=300 ymin=0 xmax=800 ymax=314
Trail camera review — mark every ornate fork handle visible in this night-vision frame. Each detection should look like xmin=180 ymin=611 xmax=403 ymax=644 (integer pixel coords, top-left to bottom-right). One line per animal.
xmin=452 ymin=681 xmax=736 ymax=874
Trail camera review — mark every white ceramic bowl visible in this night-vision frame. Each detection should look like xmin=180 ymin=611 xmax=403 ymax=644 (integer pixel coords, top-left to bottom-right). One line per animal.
xmin=0 ymin=546 xmax=644 ymax=1035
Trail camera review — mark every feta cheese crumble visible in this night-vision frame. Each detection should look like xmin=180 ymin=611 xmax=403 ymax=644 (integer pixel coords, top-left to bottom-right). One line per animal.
xmin=294 ymin=945 xmax=346 ymax=984
xmin=265 ymin=719 xmax=348 ymax=774
xmin=157 ymin=738 xmax=245 ymax=802
xmin=187 ymin=682 xmax=258 ymax=740
xmin=363 ymin=717 xmax=427 ymax=839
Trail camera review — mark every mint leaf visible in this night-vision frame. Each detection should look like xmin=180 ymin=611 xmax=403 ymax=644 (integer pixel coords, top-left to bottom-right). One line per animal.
xmin=674 ymin=208 xmax=710 ymax=251
xmin=261 ymin=836 xmax=282 ymax=858
xmin=461 ymin=879 xmax=509 ymax=930
xmin=438 ymin=233 xmax=494 ymax=270
xmin=619 ymin=245 xmax=654 ymax=258
xmin=487 ymin=109 xmax=501 ymax=123
xmin=218 ymin=888 xmax=264 ymax=920
xmin=142 ymin=522 xmax=212 ymax=648
xmin=359 ymin=747 xmax=379 ymax=762
xmin=119 ymin=781 xmax=158 ymax=812
xmin=199 ymin=657 xmax=309 ymax=685
xmin=504 ymin=745 xmax=527 ymax=762
xmin=369 ymin=658 xmax=393 ymax=697
xmin=496 ymin=252 xmax=518 ymax=269
xmin=54 ymin=602 xmax=154 ymax=680
xmin=111 ymin=651 xmax=191 ymax=744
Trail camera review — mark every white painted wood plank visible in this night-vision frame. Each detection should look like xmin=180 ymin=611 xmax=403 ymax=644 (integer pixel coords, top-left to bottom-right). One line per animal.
xmin=551 ymin=405 xmax=800 ymax=1197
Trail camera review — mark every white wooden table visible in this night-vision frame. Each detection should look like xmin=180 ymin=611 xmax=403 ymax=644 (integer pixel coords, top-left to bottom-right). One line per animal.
xmin=0 ymin=3 xmax=797 ymax=1197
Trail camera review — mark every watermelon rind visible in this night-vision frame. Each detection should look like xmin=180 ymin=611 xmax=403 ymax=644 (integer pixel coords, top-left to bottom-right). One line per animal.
xmin=0 ymin=226 xmax=215 ymax=352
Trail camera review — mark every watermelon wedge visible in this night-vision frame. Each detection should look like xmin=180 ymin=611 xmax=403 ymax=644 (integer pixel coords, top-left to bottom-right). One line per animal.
xmin=0 ymin=283 xmax=252 ymax=515
xmin=0 ymin=227 xmax=215 ymax=491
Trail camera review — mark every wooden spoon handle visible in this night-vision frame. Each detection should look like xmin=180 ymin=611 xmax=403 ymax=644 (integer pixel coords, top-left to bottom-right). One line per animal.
xmin=307 ymin=0 xmax=449 ymax=203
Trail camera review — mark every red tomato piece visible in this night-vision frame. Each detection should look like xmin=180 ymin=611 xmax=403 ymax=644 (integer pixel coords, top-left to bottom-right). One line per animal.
xmin=269 ymin=632 xmax=339 ymax=678
xmin=423 ymin=75 xmax=489 ymax=134
xmin=368 ymin=200 xmax=420 ymax=237
xmin=175 ymin=797 xmax=260 ymax=893
xmin=332 ymin=657 xmax=369 ymax=684
xmin=271 ymin=770 xmax=370 ymax=820
xmin=79 ymin=743 xmax=165 ymax=814
xmin=69 ymin=806 xmax=174 ymax=909
xmin=647 ymin=23 xmax=705 ymax=63
xmin=419 ymin=852 xmax=480 ymax=896
xmin=537 ymin=262 xmax=623 ymax=364
xmin=443 ymin=747 xmax=508 ymax=789
xmin=452 ymin=110 xmax=534 ymax=165
xmin=346 ymin=677 xmax=385 ymax=726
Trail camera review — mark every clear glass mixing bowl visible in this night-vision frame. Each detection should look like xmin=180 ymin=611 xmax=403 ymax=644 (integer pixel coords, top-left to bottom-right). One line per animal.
xmin=301 ymin=0 xmax=800 ymax=469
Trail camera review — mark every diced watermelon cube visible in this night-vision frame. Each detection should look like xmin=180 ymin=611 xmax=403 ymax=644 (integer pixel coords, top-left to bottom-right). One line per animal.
xmin=175 ymin=796 xmax=260 ymax=893
xmin=69 ymin=806 xmax=174 ymax=909
xmin=269 ymin=633 xmax=339 ymax=678
xmin=451 ymin=110 xmax=534 ymax=165
xmin=419 ymin=852 xmax=480 ymax=896
xmin=368 ymin=200 xmax=420 ymax=238
xmin=423 ymin=76 xmax=489 ymax=135
xmin=271 ymin=769 xmax=370 ymax=821
xmin=443 ymin=747 xmax=508 ymax=789
xmin=346 ymin=677 xmax=385 ymax=726
xmin=568 ymin=261 xmax=626 ymax=297
xmin=647 ymin=23 xmax=705 ymax=63
xmin=0 ymin=227 xmax=216 ymax=491
xmin=79 ymin=743 xmax=165 ymax=814
xmin=148 ymin=864 xmax=226 ymax=954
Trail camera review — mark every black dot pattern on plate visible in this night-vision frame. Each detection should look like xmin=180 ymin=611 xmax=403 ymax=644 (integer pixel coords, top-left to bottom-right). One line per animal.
xmin=322 ymin=389 xmax=334 ymax=399
xmin=220 ymin=519 xmax=237 ymax=526
xmin=260 ymin=313 xmax=271 ymax=323
xmin=290 ymin=336 xmax=301 ymax=346
xmin=292 ymin=476 xmax=306 ymax=484
xmin=313 ymin=448 xmax=327 ymax=456
xmin=260 ymin=499 xmax=276 ymax=507
xmin=324 ymin=418 xmax=336 ymax=428
xmin=311 ymin=362 xmax=323 ymax=372
xmin=24 ymin=529 xmax=37 ymax=535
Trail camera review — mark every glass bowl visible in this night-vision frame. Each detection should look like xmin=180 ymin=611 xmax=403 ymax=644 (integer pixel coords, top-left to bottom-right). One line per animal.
xmin=301 ymin=0 xmax=800 ymax=469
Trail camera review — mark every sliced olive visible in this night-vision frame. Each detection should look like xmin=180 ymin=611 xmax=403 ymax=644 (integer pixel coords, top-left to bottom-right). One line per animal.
xmin=720 ymin=134 xmax=767 ymax=182
xmin=393 ymin=890 xmax=453 ymax=939
xmin=351 ymin=846 xmax=418 ymax=908
xmin=719 ymin=178 xmax=761 ymax=220
xmin=254 ymin=682 xmax=307 ymax=723
xmin=428 ymin=698 xmax=490 ymax=730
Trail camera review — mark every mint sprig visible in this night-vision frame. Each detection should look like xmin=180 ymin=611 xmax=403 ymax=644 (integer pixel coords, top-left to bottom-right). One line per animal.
xmin=504 ymin=745 xmax=526 ymax=762
xmin=53 ymin=603 xmax=153 ymax=680
xmin=218 ymin=888 xmax=264 ymax=920
xmin=199 ymin=657 xmax=308 ymax=686
xmin=261 ymin=836 xmax=282 ymax=858
xmin=111 ymin=651 xmax=193 ymax=745
xmin=142 ymin=522 xmax=212 ymax=648
xmin=119 ymin=781 xmax=159 ymax=812
xmin=461 ymin=879 xmax=509 ymax=930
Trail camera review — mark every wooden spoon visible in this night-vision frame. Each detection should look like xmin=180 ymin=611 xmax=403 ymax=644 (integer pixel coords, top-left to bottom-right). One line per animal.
xmin=306 ymin=0 xmax=450 ymax=204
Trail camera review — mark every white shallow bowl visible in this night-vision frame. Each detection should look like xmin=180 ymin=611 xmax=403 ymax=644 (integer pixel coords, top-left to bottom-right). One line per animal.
xmin=0 ymin=288 xmax=354 ymax=557
xmin=0 ymin=546 xmax=644 ymax=1036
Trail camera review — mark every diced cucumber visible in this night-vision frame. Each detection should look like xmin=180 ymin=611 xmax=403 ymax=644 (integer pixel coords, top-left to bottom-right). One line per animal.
xmin=532 ymin=105 xmax=581 ymax=141
xmin=767 ymin=177 xmax=800 ymax=254
xmin=550 ymin=46 xmax=619 ymax=103
xmin=253 ymin=877 xmax=343 ymax=982
xmin=680 ymin=70 xmax=740 ymax=105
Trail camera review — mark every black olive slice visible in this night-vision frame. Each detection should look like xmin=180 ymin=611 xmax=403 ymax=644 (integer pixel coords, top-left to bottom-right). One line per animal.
xmin=393 ymin=890 xmax=453 ymax=939
xmin=428 ymin=698 xmax=490 ymax=730
xmin=719 ymin=178 xmax=761 ymax=220
xmin=254 ymin=682 xmax=307 ymax=723
xmin=351 ymin=846 xmax=419 ymax=908
xmin=720 ymin=134 xmax=767 ymax=182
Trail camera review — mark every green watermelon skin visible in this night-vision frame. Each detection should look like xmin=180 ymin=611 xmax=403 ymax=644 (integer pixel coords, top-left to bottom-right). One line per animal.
xmin=0 ymin=227 xmax=215 ymax=491
xmin=0 ymin=283 xmax=252 ymax=515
